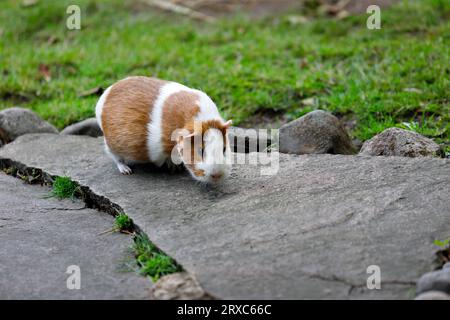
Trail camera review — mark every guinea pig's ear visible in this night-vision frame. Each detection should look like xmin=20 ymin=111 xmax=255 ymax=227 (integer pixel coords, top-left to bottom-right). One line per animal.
xmin=223 ymin=120 xmax=232 ymax=129
xmin=177 ymin=132 xmax=195 ymax=153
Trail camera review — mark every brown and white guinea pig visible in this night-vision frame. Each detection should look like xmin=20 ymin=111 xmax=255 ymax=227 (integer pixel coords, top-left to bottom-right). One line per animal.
xmin=95 ymin=76 xmax=232 ymax=184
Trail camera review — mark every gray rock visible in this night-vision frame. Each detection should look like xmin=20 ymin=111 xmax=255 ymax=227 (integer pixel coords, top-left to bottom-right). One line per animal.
xmin=0 ymin=172 xmax=152 ymax=299
xmin=352 ymin=138 xmax=363 ymax=152
xmin=228 ymin=126 xmax=272 ymax=153
xmin=444 ymin=262 xmax=450 ymax=270
xmin=416 ymin=268 xmax=450 ymax=295
xmin=415 ymin=291 xmax=450 ymax=300
xmin=1 ymin=134 xmax=450 ymax=299
xmin=152 ymin=272 xmax=211 ymax=300
xmin=0 ymin=107 xmax=58 ymax=141
xmin=360 ymin=127 xmax=441 ymax=158
xmin=61 ymin=118 xmax=103 ymax=138
xmin=279 ymin=110 xmax=356 ymax=155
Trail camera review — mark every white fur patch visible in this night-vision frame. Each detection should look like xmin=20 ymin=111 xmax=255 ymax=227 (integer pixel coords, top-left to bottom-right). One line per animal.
xmin=203 ymin=128 xmax=225 ymax=164
xmin=192 ymin=90 xmax=223 ymax=122
xmin=196 ymin=128 xmax=231 ymax=182
xmin=95 ymin=85 xmax=112 ymax=131
xmin=147 ymin=82 xmax=192 ymax=166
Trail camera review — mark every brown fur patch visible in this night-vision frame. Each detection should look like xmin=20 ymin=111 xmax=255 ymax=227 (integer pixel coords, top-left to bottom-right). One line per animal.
xmin=192 ymin=168 xmax=205 ymax=177
xmin=161 ymin=91 xmax=201 ymax=156
xmin=102 ymin=76 xmax=166 ymax=162
xmin=202 ymin=120 xmax=228 ymax=143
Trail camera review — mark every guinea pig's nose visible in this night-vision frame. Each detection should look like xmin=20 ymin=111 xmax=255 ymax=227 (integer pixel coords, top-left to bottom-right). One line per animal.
xmin=210 ymin=173 xmax=223 ymax=181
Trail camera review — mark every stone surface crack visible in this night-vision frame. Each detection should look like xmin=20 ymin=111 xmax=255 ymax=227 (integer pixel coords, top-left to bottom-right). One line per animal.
xmin=40 ymin=206 xmax=86 ymax=211
xmin=0 ymin=156 xmax=213 ymax=299
xmin=306 ymin=272 xmax=416 ymax=296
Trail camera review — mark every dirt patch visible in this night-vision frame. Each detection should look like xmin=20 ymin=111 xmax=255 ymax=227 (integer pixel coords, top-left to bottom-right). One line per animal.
xmin=146 ymin=0 xmax=399 ymax=18
xmin=240 ymin=109 xmax=289 ymax=129
xmin=0 ymin=128 xmax=10 ymax=147
xmin=436 ymin=247 xmax=450 ymax=269
xmin=181 ymin=0 xmax=303 ymax=17
xmin=342 ymin=0 xmax=399 ymax=14
xmin=0 ymin=91 xmax=32 ymax=104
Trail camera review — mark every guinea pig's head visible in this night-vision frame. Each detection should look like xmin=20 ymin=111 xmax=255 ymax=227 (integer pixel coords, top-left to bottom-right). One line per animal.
xmin=177 ymin=119 xmax=232 ymax=184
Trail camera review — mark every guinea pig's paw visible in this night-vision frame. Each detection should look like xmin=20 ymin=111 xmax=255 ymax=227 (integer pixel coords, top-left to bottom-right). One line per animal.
xmin=117 ymin=163 xmax=133 ymax=175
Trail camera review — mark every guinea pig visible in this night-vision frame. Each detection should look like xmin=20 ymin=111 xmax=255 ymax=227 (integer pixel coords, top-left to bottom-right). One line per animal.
xmin=95 ymin=76 xmax=232 ymax=183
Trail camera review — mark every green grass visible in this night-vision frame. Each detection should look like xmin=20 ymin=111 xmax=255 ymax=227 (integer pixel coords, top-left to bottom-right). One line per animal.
xmin=114 ymin=212 xmax=133 ymax=231
xmin=112 ymin=213 xmax=180 ymax=281
xmin=134 ymin=233 xmax=182 ymax=282
xmin=51 ymin=176 xmax=78 ymax=199
xmin=50 ymin=178 xmax=179 ymax=279
xmin=0 ymin=0 xmax=448 ymax=146
xmin=434 ymin=238 xmax=450 ymax=248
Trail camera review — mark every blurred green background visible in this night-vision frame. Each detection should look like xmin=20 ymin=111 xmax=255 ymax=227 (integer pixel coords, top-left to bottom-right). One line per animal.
xmin=0 ymin=0 xmax=448 ymax=148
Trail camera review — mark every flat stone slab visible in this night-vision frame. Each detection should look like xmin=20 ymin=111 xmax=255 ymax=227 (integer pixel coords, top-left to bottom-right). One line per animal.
xmin=1 ymin=133 xmax=449 ymax=299
xmin=0 ymin=172 xmax=152 ymax=299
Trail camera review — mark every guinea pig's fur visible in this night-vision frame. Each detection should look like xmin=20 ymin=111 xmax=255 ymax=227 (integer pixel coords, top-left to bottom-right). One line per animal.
xmin=95 ymin=76 xmax=232 ymax=183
